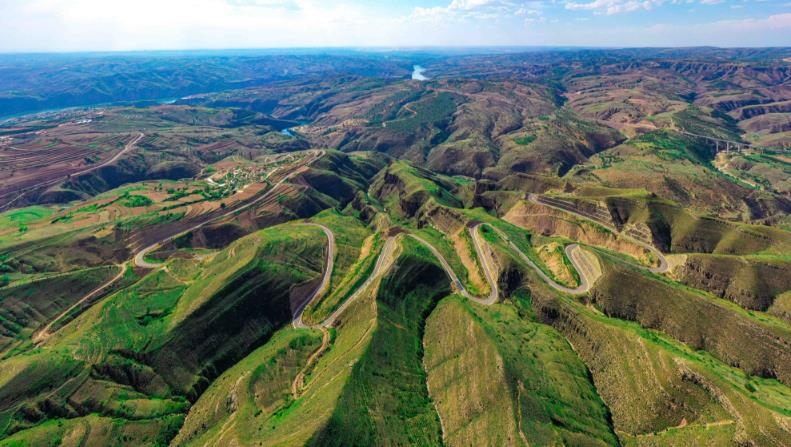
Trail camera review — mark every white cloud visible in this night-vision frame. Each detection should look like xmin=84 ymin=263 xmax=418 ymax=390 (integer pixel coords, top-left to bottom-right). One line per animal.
xmin=711 ymin=11 xmax=791 ymax=29
xmin=0 ymin=0 xmax=788 ymax=51
xmin=0 ymin=0 xmax=392 ymax=51
xmin=411 ymin=0 xmax=543 ymax=23
xmin=565 ymin=0 xmax=664 ymax=14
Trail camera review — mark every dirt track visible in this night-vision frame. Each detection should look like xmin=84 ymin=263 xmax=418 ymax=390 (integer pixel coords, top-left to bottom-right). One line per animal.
xmin=32 ymin=262 xmax=127 ymax=343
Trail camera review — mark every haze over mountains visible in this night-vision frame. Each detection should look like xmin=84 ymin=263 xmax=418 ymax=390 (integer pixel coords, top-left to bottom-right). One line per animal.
xmin=0 ymin=43 xmax=790 ymax=446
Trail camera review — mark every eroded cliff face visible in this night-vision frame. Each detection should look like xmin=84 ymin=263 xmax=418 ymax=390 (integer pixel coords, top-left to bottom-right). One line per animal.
xmin=589 ymin=260 xmax=791 ymax=386
xmin=669 ymin=253 xmax=791 ymax=311
xmin=503 ymin=200 xmax=655 ymax=265
xmin=530 ymin=289 xmax=726 ymax=436
xmin=735 ymin=101 xmax=791 ymax=120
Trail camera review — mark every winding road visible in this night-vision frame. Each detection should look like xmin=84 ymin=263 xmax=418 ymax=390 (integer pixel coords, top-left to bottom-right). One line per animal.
xmin=292 ymin=219 xmax=608 ymax=336
xmin=28 ymin=146 xmax=670 ymax=378
xmin=292 ymin=224 xmax=335 ymax=329
xmin=33 ymin=149 xmax=324 ymax=343
xmin=292 ymin=198 xmax=676 ymax=335
xmin=528 ymin=194 xmax=668 ymax=274
xmin=286 ymin=220 xmax=603 ymax=397
xmin=482 ymin=224 xmax=600 ymax=295
xmin=133 ymin=150 xmax=324 ymax=269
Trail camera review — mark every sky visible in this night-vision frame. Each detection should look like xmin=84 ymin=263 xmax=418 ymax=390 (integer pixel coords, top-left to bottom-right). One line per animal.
xmin=1 ymin=0 xmax=790 ymax=52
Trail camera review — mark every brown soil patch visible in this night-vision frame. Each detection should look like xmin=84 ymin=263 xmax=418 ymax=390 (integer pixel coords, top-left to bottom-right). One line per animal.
xmin=505 ymin=201 xmax=652 ymax=264
xmin=450 ymin=229 xmax=488 ymax=294
xmin=537 ymin=242 xmax=577 ymax=286
xmin=358 ymin=234 xmax=375 ymax=260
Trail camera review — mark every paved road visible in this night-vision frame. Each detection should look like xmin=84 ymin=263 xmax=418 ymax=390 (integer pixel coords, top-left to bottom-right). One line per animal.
xmin=318 ymin=236 xmax=398 ymax=328
xmin=292 ymin=223 xmax=335 ymax=329
xmin=285 ymin=223 xmax=604 ymax=403
xmin=528 ymin=194 xmax=668 ymax=274
xmin=0 ymin=132 xmax=144 ymax=211
xmin=468 ymin=224 xmax=500 ymax=304
xmin=408 ymin=229 xmax=500 ymax=305
xmin=133 ymin=150 xmax=324 ymax=269
xmin=33 ymin=149 xmax=324 ymax=344
xmin=482 ymin=223 xmax=599 ymax=294
xmin=295 ymin=227 xmax=502 ymax=333
xmin=297 ymin=221 xmax=598 ymax=331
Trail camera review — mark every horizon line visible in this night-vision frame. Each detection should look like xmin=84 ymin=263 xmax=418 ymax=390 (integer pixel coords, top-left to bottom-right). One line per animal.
xmin=2 ymin=44 xmax=791 ymax=57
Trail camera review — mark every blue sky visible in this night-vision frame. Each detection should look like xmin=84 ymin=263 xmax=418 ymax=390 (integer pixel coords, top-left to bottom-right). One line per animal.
xmin=1 ymin=0 xmax=790 ymax=52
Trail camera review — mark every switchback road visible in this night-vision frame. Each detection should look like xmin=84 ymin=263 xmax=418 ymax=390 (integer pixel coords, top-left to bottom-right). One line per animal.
xmin=528 ymin=194 xmax=668 ymax=274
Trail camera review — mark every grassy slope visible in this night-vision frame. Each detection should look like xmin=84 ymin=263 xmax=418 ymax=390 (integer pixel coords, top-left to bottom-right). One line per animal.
xmin=424 ymin=296 xmax=521 ymax=446
xmin=672 ymin=252 xmax=791 ymax=311
xmin=590 ymin=251 xmax=791 ymax=386
xmin=605 ymin=192 xmax=791 ymax=255
xmin=528 ymin=267 xmax=791 ymax=446
xmin=175 ymin=239 xmax=388 ymax=445
xmin=0 ymin=413 xmax=184 ymax=447
xmin=171 ymin=329 xmax=322 ymax=446
xmin=424 ymin=294 xmax=617 ymax=446
xmin=0 ymin=265 xmax=118 ymax=354
xmin=308 ymin=237 xmax=449 ymax=446
xmin=0 ymin=223 xmax=326 ymax=442
xmin=460 ymin=206 xmax=578 ymax=288
xmin=301 ymin=209 xmax=376 ymax=325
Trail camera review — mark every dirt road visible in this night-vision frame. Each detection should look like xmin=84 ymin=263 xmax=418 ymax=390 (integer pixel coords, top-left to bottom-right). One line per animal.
xmin=291 ymin=326 xmax=330 ymax=399
xmin=32 ymin=262 xmax=126 ymax=343
xmin=34 ymin=149 xmax=324 ymax=344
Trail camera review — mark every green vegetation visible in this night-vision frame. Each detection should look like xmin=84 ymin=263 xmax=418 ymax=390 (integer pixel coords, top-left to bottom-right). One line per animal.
xmin=673 ymin=105 xmax=742 ymax=142
xmin=122 ymin=194 xmax=154 ymax=208
xmin=2 ymin=49 xmax=791 ymax=447
xmin=0 ymin=206 xmax=53 ymax=227
xmin=514 ymin=134 xmax=537 ymax=145
xmin=309 ymin=238 xmax=448 ymax=446
xmin=301 ymin=209 xmax=376 ymax=323
xmin=632 ymin=129 xmax=714 ymax=167
xmin=425 ymin=294 xmax=618 ymax=446
xmin=384 ymin=92 xmax=458 ymax=133
xmin=537 ymin=291 xmax=791 ymax=445
xmin=171 ymin=329 xmax=322 ymax=446
xmin=591 ymin=251 xmax=791 ymax=386
xmin=0 ymin=223 xmax=327 ymax=442
xmin=116 ymin=211 xmax=185 ymax=231
xmin=0 ymin=265 xmax=118 ymax=354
